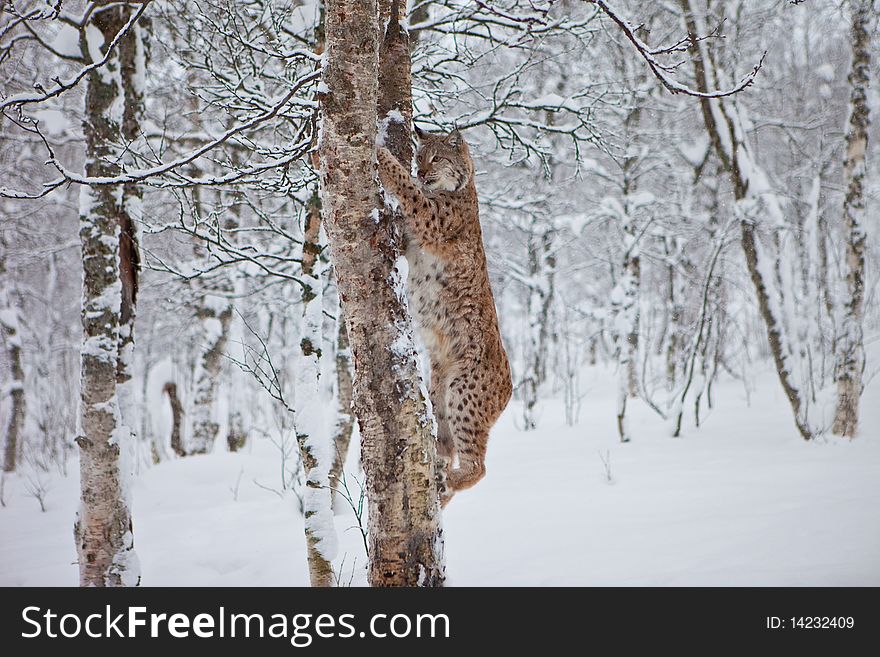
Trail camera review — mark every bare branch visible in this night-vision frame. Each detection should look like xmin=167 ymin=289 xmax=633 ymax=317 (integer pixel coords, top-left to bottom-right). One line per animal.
xmin=587 ymin=0 xmax=765 ymax=98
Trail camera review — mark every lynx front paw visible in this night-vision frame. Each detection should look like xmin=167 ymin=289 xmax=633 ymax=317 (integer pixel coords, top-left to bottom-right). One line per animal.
xmin=436 ymin=453 xmax=454 ymax=508
xmin=376 ymin=146 xmax=395 ymax=169
xmin=376 ymin=147 xmax=395 ymax=186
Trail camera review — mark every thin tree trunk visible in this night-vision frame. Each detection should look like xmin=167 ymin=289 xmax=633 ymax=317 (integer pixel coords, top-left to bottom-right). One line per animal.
xmin=0 ymin=242 xmax=25 ymax=473
xmin=612 ymin=236 xmax=639 ymax=443
xmin=74 ymin=6 xmax=143 ymax=587
xmin=329 ymin=312 xmax=355 ymax=502
xmin=225 ymin=293 xmax=247 ymax=453
xmin=832 ymin=0 xmax=871 ymax=438
xmin=681 ymin=0 xmax=813 ymax=440
xmin=621 ymin=103 xmax=642 ymax=399
xmin=187 ymin=297 xmax=232 ymax=454
xmin=319 ymin=0 xmax=445 ymax=586
xmin=621 ymin=224 xmax=640 ymax=400
xmin=295 ymin=189 xmax=336 ymax=587
xmin=185 ymin=66 xmax=234 ymax=458
xmin=163 ymin=383 xmax=185 ymax=457
xmin=521 ymin=227 xmax=556 ymax=430
xmin=664 ymin=238 xmax=681 ymax=391
xmin=226 ymin=412 xmax=247 ymax=452
xmin=116 ymin=7 xmax=145 ymax=470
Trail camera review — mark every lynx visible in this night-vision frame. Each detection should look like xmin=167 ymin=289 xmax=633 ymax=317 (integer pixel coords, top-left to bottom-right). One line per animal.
xmin=377 ymin=128 xmax=512 ymax=505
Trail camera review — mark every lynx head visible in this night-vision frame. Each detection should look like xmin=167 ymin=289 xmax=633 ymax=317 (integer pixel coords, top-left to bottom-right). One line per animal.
xmin=415 ymin=127 xmax=474 ymax=192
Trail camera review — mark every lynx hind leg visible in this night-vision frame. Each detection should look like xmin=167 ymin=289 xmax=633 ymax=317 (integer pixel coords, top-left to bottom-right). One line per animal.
xmin=444 ymin=366 xmax=492 ymax=494
xmin=446 ymin=429 xmax=488 ymax=493
xmin=429 ymin=365 xmax=453 ymax=458
xmin=429 ymin=364 xmax=454 ymax=503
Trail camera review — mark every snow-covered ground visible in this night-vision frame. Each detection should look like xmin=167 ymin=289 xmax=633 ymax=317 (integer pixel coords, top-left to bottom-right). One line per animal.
xmin=2 ymin=366 xmax=879 ymax=586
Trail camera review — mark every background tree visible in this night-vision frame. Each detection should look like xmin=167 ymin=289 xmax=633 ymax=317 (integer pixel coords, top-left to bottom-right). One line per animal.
xmin=832 ymin=0 xmax=873 ymax=438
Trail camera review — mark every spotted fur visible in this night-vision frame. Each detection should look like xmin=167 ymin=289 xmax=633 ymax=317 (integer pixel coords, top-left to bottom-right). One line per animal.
xmin=377 ymin=130 xmax=512 ymax=505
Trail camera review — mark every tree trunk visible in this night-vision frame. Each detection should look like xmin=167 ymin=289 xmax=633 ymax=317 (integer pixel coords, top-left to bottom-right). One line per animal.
xmin=329 ymin=310 xmax=355 ymax=502
xmin=116 ymin=7 xmax=146 ymax=475
xmin=521 ymin=226 xmax=556 ymax=430
xmin=186 ymin=88 xmax=235 ymax=457
xmin=226 ymin=411 xmax=247 ymax=452
xmin=163 ymin=382 xmax=185 ymax=457
xmin=621 ymin=221 xmax=641 ymax=400
xmin=225 ymin=300 xmax=248 ymax=454
xmin=621 ymin=103 xmax=642 ymax=400
xmin=681 ymin=0 xmax=813 ymax=440
xmin=295 ymin=190 xmax=336 ymax=587
xmin=0 ymin=243 xmax=25 ymax=474
xmin=74 ymin=6 xmax=143 ymax=587
xmin=611 ymin=231 xmax=639 ymax=443
xmin=319 ymin=0 xmax=445 ymax=586
xmin=832 ymin=0 xmax=871 ymax=438
xmin=664 ymin=237 xmax=682 ymax=391
xmin=187 ymin=296 xmax=232 ymax=454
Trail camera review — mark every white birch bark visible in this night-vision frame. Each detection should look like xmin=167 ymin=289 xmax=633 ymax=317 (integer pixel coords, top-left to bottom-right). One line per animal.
xmin=294 ymin=191 xmax=336 ymax=587
xmin=832 ymin=0 xmax=872 ymax=438
xmin=0 ymin=240 xmax=25 ymax=473
xmin=187 ymin=292 xmax=232 ymax=454
xmin=74 ymin=7 xmax=143 ymax=586
xmin=521 ymin=225 xmax=556 ymax=431
xmin=319 ymin=0 xmax=444 ymax=586
xmin=681 ymin=0 xmax=814 ymax=440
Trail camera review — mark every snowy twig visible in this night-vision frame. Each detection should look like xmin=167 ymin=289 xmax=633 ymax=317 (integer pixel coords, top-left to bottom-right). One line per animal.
xmin=0 ymin=2 xmax=152 ymax=112
xmin=587 ymin=0 xmax=765 ymax=98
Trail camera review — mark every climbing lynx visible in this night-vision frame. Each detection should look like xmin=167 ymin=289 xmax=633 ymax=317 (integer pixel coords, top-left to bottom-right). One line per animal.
xmin=377 ymin=128 xmax=512 ymax=505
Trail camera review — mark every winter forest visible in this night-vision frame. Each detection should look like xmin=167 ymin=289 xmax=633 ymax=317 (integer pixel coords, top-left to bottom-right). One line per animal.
xmin=0 ymin=0 xmax=878 ymax=587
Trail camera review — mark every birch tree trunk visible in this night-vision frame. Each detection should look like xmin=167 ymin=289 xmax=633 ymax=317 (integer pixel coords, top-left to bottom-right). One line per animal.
xmin=184 ymin=70 xmax=234 ymax=457
xmin=621 ymin=105 xmax=642 ymax=400
xmin=187 ymin=294 xmax=232 ymax=454
xmin=74 ymin=6 xmax=143 ymax=586
xmin=163 ymin=382 xmax=185 ymax=457
xmin=319 ymin=0 xmax=445 ymax=586
xmin=0 ymin=241 xmax=25 ymax=473
xmin=329 ymin=306 xmax=355 ymax=501
xmin=832 ymin=0 xmax=872 ymax=438
xmin=610 ymin=203 xmax=640 ymax=443
xmin=116 ymin=10 xmax=146 ymax=456
xmin=663 ymin=236 xmax=683 ymax=391
xmin=681 ymin=0 xmax=813 ymax=441
xmin=611 ymin=251 xmax=638 ymax=443
xmin=294 ymin=190 xmax=336 ymax=587
xmin=521 ymin=226 xmax=556 ymax=430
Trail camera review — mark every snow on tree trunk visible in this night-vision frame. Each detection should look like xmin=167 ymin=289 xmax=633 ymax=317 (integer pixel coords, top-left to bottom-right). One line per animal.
xmin=187 ymin=293 xmax=232 ymax=455
xmin=74 ymin=7 xmax=143 ymax=587
xmin=610 ymin=204 xmax=640 ymax=443
xmin=832 ymin=0 xmax=872 ymax=438
xmin=663 ymin=236 xmax=684 ymax=391
xmin=294 ymin=190 xmax=336 ymax=587
xmin=607 ymin=91 xmax=645 ymax=442
xmin=621 ymin=103 xmax=642 ymax=400
xmin=319 ymin=0 xmax=445 ymax=587
xmin=116 ymin=12 xmax=146 ymax=457
xmin=681 ymin=0 xmax=813 ymax=441
xmin=223 ymin=285 xmax=248 ymax=454
xmin=0 ymin=242 xmax=25 ymax=473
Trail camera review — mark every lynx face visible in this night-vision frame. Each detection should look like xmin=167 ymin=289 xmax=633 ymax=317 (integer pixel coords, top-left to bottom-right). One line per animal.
xmin=415 ymin=128 xmax=474 ymax=192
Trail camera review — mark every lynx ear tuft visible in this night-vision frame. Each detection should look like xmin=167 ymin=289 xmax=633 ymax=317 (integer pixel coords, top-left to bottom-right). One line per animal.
xmin=414 ymin=125 xmax=428 ymax=140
